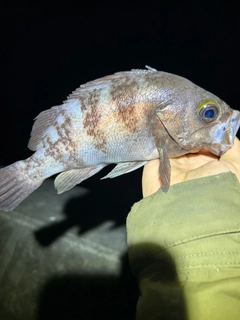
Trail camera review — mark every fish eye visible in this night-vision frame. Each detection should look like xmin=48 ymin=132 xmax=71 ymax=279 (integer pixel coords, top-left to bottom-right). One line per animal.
xmin=197 ymin=100 xmax=220 ymax=123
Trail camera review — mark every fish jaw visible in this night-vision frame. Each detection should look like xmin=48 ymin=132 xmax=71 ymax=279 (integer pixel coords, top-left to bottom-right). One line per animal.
xmin=206 ymin=109 xmax=240 ymax=156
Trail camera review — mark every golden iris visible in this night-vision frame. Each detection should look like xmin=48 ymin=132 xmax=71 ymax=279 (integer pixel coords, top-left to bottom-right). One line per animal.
xmin=197 ymin=100 xmax=220 ymax=123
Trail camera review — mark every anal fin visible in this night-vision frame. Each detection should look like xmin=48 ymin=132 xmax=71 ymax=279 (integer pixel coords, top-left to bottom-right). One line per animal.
xmin=101 ymin=161 xmax=147 ymax=180
xmin=54 ymin=165 xmax=106 ymax=194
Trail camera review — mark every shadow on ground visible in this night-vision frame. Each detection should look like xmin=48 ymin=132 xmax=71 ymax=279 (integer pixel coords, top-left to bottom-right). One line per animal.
xmin=36 ymin=253 xmax=138 ymax=320
xmin=35 ymin=167 xmax=142 ymax=246
xmin=36 ymin=243 xmax=187 ymax=320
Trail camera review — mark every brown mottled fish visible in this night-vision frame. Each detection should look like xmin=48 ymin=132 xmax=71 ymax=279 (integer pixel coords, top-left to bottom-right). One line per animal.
xmin=0 ymin=66 xmax=240 ymax=212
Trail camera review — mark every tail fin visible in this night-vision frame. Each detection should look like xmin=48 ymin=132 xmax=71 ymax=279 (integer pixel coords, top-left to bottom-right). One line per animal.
xmin=0 ymin=162 xmax=43 ymax=212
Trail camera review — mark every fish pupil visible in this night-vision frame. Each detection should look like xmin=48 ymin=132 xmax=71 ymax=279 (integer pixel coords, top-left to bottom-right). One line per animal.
xmin=204 ymin=109 xmax=215 ymax=119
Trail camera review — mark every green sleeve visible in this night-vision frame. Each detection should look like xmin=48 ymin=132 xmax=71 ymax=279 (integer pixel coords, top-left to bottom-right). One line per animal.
xmin=127 ymin=172 xmax=240 ymax=320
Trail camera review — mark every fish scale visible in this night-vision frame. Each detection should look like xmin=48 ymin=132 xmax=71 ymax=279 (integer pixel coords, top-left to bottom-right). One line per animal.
xmin=0 ymin=66 xmax=240 ymax=212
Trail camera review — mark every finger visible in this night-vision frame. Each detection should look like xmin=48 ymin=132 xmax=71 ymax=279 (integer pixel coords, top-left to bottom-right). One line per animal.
xmin=216 ymin=138 xmax=240 ymax=181
xmin=220 ymin=137 xmax=240 ymax=163
xmin=142 ymin=159 xmax=161 ymax=197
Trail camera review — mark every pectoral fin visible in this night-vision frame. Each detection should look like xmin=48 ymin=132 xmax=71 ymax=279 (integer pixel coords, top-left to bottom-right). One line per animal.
xmin=101 ymin=161 xmax=147 ymax=180
xmin=55 ymin=165 xmax=106 ymax=194
xmin=155 ymin=135 xmax=171 ymax=193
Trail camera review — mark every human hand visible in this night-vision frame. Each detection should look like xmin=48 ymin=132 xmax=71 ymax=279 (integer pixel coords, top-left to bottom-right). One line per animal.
xmin=142 ymin=138 xmax=240 ymax=197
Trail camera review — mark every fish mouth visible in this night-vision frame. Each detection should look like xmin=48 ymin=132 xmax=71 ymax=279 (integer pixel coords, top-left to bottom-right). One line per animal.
xmin=206 ymin=109 xmax=240 ymax=156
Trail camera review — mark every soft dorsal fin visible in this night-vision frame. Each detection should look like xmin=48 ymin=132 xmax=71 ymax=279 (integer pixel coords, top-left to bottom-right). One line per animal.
xmin=28 ymin=99 xmax=81 ymax=151
xmin=28 ymin=106 xmax=59 ymax=151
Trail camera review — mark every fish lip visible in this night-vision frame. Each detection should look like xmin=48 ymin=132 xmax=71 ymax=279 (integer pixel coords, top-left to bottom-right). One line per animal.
xmin=206 ymin=109 xmax=240 ymax=157
xmin=229 ymin=110 xmax=240 ymax=140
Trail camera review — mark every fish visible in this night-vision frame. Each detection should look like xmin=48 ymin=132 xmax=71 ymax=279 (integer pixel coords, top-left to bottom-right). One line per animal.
xmin=0 ymin=66 xmax=240 ymax=212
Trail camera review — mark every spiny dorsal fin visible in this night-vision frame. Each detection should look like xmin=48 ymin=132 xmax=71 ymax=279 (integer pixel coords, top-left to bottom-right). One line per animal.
xmin=67 ymin=66 xmax=158 ymax=100
xmin=145 ymin=65 xmax=157 ymax=71
xmin=130 ymin=65 xmax=158 ymax=73
xmin=67 ymin=73 xmax=129 ymax=100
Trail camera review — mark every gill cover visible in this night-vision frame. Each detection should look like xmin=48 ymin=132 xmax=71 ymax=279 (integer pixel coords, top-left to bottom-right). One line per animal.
xmin=155 ymin=99 xmax=223 ymax=150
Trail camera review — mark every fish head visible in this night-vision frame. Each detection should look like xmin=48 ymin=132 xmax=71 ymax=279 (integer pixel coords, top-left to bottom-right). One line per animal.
xmin=156 ymin=82 xmax=240 ymax=157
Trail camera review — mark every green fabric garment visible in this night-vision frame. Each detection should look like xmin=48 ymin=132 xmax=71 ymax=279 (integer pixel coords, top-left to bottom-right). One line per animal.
xmin=127 ymin=172 xmax=240 ymax=320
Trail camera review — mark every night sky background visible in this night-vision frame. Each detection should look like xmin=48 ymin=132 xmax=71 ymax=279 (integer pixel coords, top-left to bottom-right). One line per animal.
xmin=0 ymin=2 xmax=240 ymax=189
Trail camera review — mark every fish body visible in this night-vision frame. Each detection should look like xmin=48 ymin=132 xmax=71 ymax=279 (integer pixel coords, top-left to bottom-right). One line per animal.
xmin=1 ymin=66 xmax=240 ymax=212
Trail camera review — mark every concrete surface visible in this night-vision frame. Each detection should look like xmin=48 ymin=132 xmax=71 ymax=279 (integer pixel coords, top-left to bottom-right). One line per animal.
xmin=0 ymin=169 xmax=141 ymax=319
